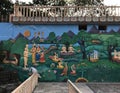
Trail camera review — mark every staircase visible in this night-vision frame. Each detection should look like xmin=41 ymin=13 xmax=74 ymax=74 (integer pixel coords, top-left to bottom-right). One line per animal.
xmin=33 ymin=82 xmax=68 ymax=93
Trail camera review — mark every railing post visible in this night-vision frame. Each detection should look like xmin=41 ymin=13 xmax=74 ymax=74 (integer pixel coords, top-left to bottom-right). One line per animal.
xmin=67 ymin=79 xmax=82 ymax=93
xmin=12 ymin=73 xmax=38 ymax=93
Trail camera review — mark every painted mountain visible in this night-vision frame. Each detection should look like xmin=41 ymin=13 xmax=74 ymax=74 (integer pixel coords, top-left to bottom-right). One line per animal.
xmin=117 ymin=28 xmax=120 ymax=33
xmin=108 ymin=29 xmax=116 ymax=34
xmin=15 ymin=33 xmax=29 ymax=41
xmin=88 ymin=25 xmax=99 ymax=34
xmin=67 ymin=30 xmax=75 ymax=38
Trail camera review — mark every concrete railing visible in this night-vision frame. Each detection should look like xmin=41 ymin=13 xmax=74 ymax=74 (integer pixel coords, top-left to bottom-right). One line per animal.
xmin=10 ymin=5 xmax=120 ymax=24
xmin=67 ymin=79 xmax=82 ymax=93
xmin=12 ymin=73 xmax=38 ymax=93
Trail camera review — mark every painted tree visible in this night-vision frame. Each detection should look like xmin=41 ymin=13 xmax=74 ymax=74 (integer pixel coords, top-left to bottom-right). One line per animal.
xmin=2 ymin=40 xmax=13 ymax=59
xmin=106 ymin=36 xmax=118 ymax=61
xmin=47 ymin=32 xmax=56 ymax=43
xmin=60 ymin=32 xmax=71 ymax=51
xmin=77 ymin=30 xmax=92 ymax=59
xmin=11 ymin=36 xmax=29 ymax=65
xmin=71 ymin=35 xmax=78 ymax=44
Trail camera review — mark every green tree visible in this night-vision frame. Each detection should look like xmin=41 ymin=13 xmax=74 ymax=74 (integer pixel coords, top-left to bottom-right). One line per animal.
xmin=71 ymin=35 xmax=78 ymax=44
xmin=60 ymin=32 xmax=71 ymax=51
xmin=60 ymin=32 xmax=71 ymax=43
xmin=77 ymin=30 xmax=92 ymax=59
xmin=106 ymin=36 xmax=118 ymax=61
xmin=1 ymin=40 xmax=13 ymax=59
xmin=0 ymin=0 xmax=13 ymax=15
xmin=11 ymin=37 xmax=29 ymax=64
xmin=33 ymin=0 xmax=47 ymax=5
xmin=47 ymin=32 xmax=56 ymax=43
xmin=74 ymin=0 xmax=104 ymax=6
xmin=33 ymin=0 xmax=66 ymax=6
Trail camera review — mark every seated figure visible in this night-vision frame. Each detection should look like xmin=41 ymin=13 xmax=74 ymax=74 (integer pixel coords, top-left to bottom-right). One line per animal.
xmin=68 ymin=44 xmax=74 ymax=53
xmin=61 ymin=45 xmax=67 ymax=53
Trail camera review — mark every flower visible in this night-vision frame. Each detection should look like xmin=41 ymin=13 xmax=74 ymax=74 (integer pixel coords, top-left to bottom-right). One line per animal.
xmin=54 ymin=70 xmax=57 ymax=74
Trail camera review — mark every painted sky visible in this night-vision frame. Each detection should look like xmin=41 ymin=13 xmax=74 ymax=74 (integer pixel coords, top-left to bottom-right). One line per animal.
xmin=11 ymin=0 xmax=120 ymax=5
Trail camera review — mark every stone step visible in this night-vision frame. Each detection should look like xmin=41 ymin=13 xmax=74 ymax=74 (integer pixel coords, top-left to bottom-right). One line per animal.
xmin=75 ymin=83 xmax=94 ymax=93
xmin=33 ymin=83 xmax=68 ymax=93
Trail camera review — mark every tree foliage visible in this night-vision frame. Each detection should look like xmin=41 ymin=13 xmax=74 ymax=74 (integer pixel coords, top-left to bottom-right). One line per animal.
xmin=11 ymin=37 xmax=29 ymax=56
xmin=0 ymin=0 xmax=13 ymax=15
xmin=77 ymin=30 xmax=92 ymax=59
xmin=2 ymin=40 xmax=13 ymax=51
xmin=33 ymin=0 xmax=47 ymax=5
xmin=32 ymin=0 xmax=103 ymax=6
xmin=60 ymin=32 xmax=71 ymax=43
xmin=74 ymin=0 xmax=104 ymax=6
xmin=32 ymin=0 xmax=66 ymax=6
xmin=47 ymin=32 xmax=56 ymax=43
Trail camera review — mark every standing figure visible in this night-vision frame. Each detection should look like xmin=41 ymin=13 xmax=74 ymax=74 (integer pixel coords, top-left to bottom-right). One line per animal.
xmin=114 ymin=50 xmax=117 ymax=59
xmin=24 ymin=48 xmax=29 ymax=69
xmin=61 ymin=62 xmax=68 ymax=76
xmin=93 ymin=50 xmax=98 ymax=59
xmin=70 ymin=64 xmax=76 ymax=75
xmin=25 ymin=44 xmax=29 ymax=51
xmin=118 ymin=52 xmax=120 ymax=60
xmin=36 ymin=45 xmax=41 ymax=62
xmin=40 ymin=52 xmax=45 ymax=63
xmin=41 ymin=46 xmax=45 ymax=52
xmin=31 ymin=45 xmax=37 ymax=64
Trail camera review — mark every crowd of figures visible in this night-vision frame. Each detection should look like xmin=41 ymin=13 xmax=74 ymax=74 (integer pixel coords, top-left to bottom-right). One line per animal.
xmin=23 ymin=44 xmax=45 ymax=69
xmin=23 ymin=43 xmax=78 ymax=76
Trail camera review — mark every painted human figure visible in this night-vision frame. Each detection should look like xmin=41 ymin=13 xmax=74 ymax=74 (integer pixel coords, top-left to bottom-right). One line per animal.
xmin=25 ymin=44 xmax=29 ymax=51
xmin=53 ymin=52 xmax=58 ymax=61
xmin=24 ymin=48 xmax=29 ymax=69
xmin=61 ymin=45 xmax=67 ymax=53
xmin=31 ymin=45 xmax=37 ymax=64
xmin=36 ymin=45 xmax=41 ymax=62
xmin=114 ymin=50 xmax=117 ymax=59
xmin=41 ymin=46 xmax=45 ymax=52
xmin=40 ymin=52 xmax=45 ymax=63
xmin=70 ymin=64 xmax=76 ymax=75
xmin=68 ymin=44 xmax=74 ymax=53
xmin=118 ymin=51 xmax=120 ymax=60
xmin=57 ymin=61 xmax=64 ymax=69
xmin=61 ymin=62 xmax=68 ymax=76
xmin=93 ymin=50 xmax=98 ymax=59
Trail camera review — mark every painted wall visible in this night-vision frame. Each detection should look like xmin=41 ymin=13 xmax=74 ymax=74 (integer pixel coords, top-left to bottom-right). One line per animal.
xmin=0 ymin=23 xmax=120 ymax=40
xmin=0 ymin=23 xmax=78 ymax=40
xmin=1 ymin=22 xmax=120 ymax=82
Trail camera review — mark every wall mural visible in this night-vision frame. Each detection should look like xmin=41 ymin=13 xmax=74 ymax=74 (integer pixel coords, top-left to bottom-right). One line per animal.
xmin=1 ymin=23 xmax=120 ymax=82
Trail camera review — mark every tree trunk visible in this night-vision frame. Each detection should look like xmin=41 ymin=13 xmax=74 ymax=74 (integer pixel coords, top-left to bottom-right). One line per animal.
xmin=64 ymin=41 xmax=70 ymax=52
xmin=78 ymin=39 xmax=87 ymax=59
xmin=14 ymin=54 xmax=21 ymax=66
xmin=108 ymin=45 xmax=117 ymax=61
xmin=6 ymin=51 xmax=10 ymax=60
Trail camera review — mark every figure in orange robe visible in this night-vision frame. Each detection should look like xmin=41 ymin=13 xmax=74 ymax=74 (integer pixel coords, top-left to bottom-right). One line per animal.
xmin=40 ymin=52 xmax=45 ymax=63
